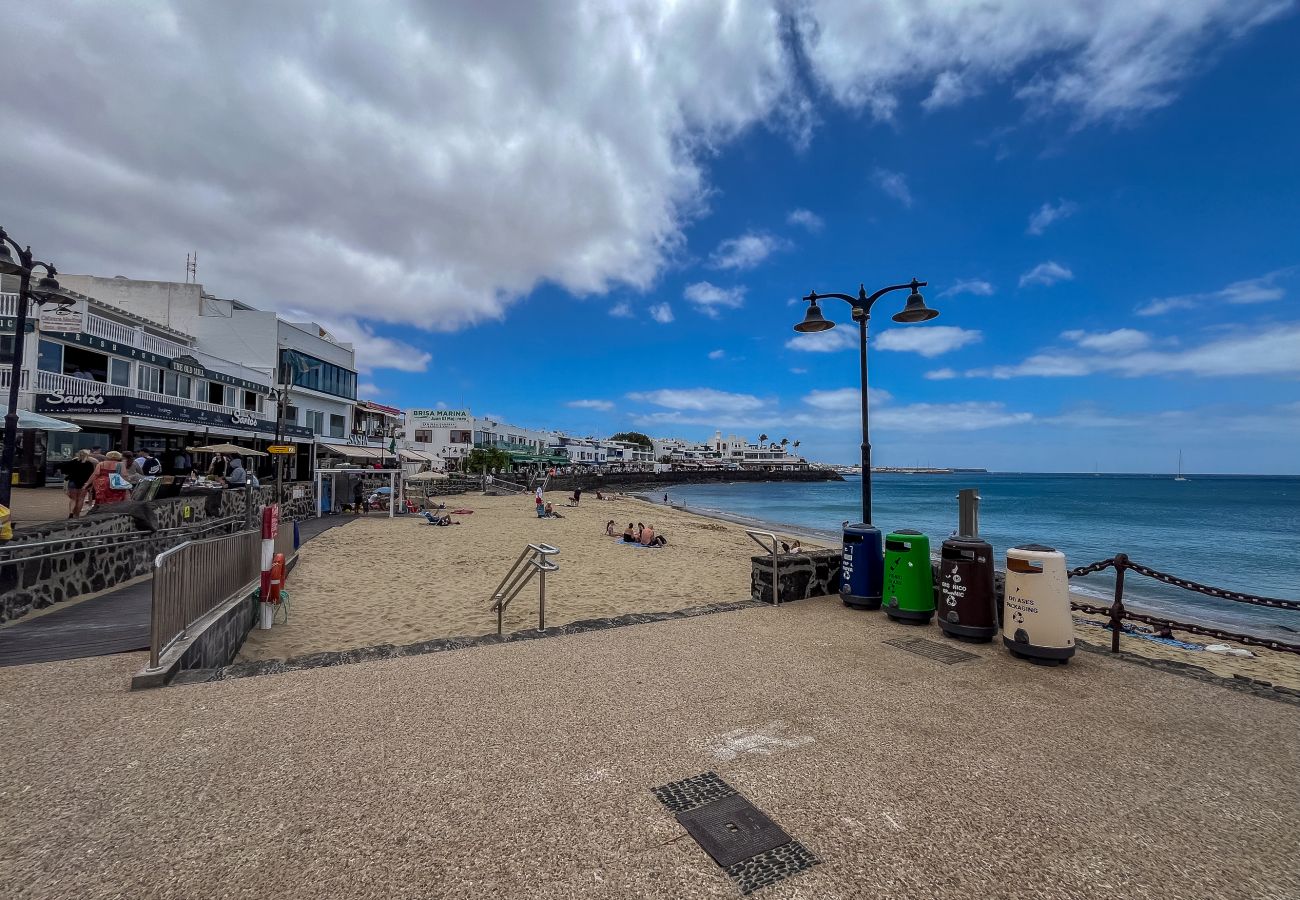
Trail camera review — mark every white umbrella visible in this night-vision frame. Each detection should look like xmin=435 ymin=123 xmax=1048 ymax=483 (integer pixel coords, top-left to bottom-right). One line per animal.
xmin=17 ymin=410 xmax=81 ymax=432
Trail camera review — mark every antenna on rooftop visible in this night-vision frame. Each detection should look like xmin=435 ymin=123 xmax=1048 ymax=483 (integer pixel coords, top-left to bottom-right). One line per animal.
xmin=185 ymin=252 xmax=198 ymax=283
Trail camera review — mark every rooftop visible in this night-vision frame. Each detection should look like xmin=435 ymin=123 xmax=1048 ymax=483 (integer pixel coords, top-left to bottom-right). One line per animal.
xmin=1 ymin=596 xmax=1295 ymax=898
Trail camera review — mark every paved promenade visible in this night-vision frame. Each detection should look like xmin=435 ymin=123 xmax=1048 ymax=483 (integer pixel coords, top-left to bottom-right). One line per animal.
xmin=2 ymin=596 xmax=1297 ymax=899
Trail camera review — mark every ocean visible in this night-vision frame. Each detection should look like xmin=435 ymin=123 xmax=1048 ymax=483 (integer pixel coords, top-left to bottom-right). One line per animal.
xmin=658 ymin=473 xmax=1300 ymax=640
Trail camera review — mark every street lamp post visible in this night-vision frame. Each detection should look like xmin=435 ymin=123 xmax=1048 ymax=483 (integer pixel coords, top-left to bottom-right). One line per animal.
xmin=793 ymin=278 xmax=938 ymax=608
xmin=0 ymin=227 xmax=76 ymax=509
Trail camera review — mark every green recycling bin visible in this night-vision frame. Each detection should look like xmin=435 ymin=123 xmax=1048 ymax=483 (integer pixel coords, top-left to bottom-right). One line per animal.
xmin=883 ymin=529 xmax=935 ymax=624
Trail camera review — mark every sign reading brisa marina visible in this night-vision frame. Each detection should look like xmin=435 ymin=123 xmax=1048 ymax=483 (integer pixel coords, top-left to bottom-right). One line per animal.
xmin=410 ymin=408 xmax=472 ymax=426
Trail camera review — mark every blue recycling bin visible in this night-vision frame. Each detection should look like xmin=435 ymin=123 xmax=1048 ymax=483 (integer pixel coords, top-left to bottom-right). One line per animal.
xmin=841 ymin=523 xmax=884 ymax=610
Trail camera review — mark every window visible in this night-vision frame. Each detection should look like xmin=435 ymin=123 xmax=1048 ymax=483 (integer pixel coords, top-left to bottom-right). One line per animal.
xmin=0 ymin=333 xmax=13 ymax=365
xmin=138 ymin=364 xmax=162 ymax=393
xmin=279 ymin=350 xmax=357 ymax=400
xmin=306 ymin=410 xmax=325 ymax=434
xmin=110 ymin=359 xmax=131 ymax=387
xmin=161 ymin=369 xmax=191 ymax=398
xmin=38 ymin=339 xmax=62 ymax=374
xmin=329 ymin=414 xmax=346 ymax=438
xmin=283 ymin=404 xmax=299 ymax=424
xmin=414 ymin=429 xmax=433 ymax=442
xmin=243 ymin=390 xmax=259 ymax=412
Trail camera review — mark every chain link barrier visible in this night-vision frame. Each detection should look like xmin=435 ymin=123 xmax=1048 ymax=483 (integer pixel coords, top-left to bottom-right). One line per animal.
xmin=1065 ymin=553 xmax=1299 ymax=655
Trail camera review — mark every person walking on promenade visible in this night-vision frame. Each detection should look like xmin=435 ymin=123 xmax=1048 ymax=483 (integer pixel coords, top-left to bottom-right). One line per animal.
xmin=61 ymin=450 xmax=96 ymax=518
xmin=88 ymin=451 xmax=131 ymax=508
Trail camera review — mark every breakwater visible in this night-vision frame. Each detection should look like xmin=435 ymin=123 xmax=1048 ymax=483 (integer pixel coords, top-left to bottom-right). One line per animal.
xmin=546 ymin=468 xmax=841 ymax=493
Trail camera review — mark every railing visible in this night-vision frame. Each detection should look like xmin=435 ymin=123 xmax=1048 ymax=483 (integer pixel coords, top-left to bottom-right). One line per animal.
xmin=83 ymin=313 xmax=138 ymax=346
xmin=486 ymin=475 xmax=530 ymax=494
xmin=488 ymin=543 xmax=560 ymax=636
xmin=148 ymin=528 xmax=262 ymax=669
xmin=273 ymin=516 xmax=297 ymax=564
xmin=0 ymin=515 xmax=243 ymax=566
xmin=0 ymin=292 xmax=17 ymax=315
xmin=746 ymin=529 xmax=781 ymax=606
xmin=0 ymin=368 xmax=28 ymax=390
xmin=32 ymin=370 xmax=241 ymax=417
xmin=1068 ymin=552 xmax=1300 ymax=655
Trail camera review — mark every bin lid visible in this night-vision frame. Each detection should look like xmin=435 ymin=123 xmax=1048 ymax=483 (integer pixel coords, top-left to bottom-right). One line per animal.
xmin=892 ymin=528 xmax=924 ymax=535
xmin=1013 ymin=543 xmax=1056 ymax=552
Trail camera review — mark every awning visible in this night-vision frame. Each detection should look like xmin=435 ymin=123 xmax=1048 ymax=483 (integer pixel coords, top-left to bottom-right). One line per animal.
xmin=17 ymin=410 xmax=81 ymax=432
xmin=399 ymin=448 xmax=437 ymax=463
xmin=327 ymin=445 xmax=382 ymax=460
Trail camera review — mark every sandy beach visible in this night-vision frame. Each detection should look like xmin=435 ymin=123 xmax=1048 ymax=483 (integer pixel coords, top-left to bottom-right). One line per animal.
xmin=239 ymin=489 xmax=1300 ymax=690
xmin=239 ymin=492 xmax=824 ymax=661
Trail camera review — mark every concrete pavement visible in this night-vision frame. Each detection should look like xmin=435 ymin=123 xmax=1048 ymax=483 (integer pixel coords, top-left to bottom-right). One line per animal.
xmin=1 ymin=595 xmax=1296 ymax=899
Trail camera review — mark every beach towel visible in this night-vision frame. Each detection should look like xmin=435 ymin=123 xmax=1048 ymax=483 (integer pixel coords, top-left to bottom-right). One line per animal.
xmin=451 ymin=509 xmax=474 ymax=515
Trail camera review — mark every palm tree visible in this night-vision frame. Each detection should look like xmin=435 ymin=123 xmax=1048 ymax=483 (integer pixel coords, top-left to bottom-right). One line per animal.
xmin=758 ymin=433 xmax=768 ymax=445
xmin=780 ymin=437 xmax=789 ymax=449
xmin=793 ymin=440 xmax=801 ymax=450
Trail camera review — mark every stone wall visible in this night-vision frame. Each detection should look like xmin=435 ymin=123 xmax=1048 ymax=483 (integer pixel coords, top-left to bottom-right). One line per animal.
xmin=0 ymin=483 xmax=316 ymax=624
xmin=176 ymin=588 xmax=259 ymax=672
xmin=548 ymin=468 xmax=841 ymax=493
xmin=750 ymin=550 xmax=843 ymax=604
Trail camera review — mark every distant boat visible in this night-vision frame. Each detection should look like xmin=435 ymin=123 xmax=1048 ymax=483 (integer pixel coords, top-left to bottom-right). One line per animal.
xmin=1093 ymin=462 xmax=1100 ymax=477
xmin=1174 ymin=451 xmax=1188 ymax=482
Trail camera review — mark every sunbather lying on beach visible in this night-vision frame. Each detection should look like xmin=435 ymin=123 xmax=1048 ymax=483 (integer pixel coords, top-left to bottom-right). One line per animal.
xmin=420 ymin=511 xmax=459 ymax=526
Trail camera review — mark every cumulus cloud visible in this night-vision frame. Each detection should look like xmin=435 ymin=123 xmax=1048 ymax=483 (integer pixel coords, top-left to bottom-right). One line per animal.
xmin=802 ymin=387 xmax=893 ymax=410
xmin=708 ymin=349 xmax=726 ymax=360
xmin=966 ymin=322 xmax=1300 ymax=378
xmin=1136 ymin=268 xmax=1294 ymax=315
xmin=357 ymin=382 xmax=383 ymax=397
xmin=648 ymin=302 xmax=675 ymax=324
xmin=875 ymin=326 xmax=982 ymax=357
xmin=1020 ymin=261 xmax=1074 ymax=288
xmin=567 ymin=399 xmax=614 ymax=411
xmin=939 ymin=280 xmax=995 ymax=298
xmin=786 ymin=209 xmax=824 ymax=232
xmin=321 ymin=318 xmax=432 ymax=373
xmin=1027 ymin=199 xmax=1078 ymax=235
xmin=708 ymin=232 xmax=786 ymax=270
xmin=627 ymin=388 xmax=766 ymax=412
xmin=872 ymin=168 xmax=913 ymax=207
xmin=1060 ymin=328 xmax=1150 ymax=353
xmin=924 ymin=368 xmax=958 ymax=380
xmin=786 ymin=327 xmax=859 ymax=353
xmin=608 ymin=301 xmax=634 ymax=318
xmin=1 ymin=0 xmax=1282 ymax=338
xmin=684 ymin=281 xmax=745 ymax=317
xmin=796 ymin=388 xmax=1032 ymax=432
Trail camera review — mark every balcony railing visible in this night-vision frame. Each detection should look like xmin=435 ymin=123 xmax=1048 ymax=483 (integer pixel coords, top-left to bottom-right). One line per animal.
xmin=0 ymin=368 xmax=28 ymax=389
xmin=33 ymin=370 xmax=253 ymax=417
xmin=1 ymin=292 xmax=17 ymax=316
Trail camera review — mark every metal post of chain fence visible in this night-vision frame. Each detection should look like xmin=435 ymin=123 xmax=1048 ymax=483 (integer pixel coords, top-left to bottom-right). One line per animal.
xmin=1110 ymin=552 xmax=1128 ymax=654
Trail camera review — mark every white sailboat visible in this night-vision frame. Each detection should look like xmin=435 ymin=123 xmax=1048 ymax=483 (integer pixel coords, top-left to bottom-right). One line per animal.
xmin=1174 ymin=451 xmax=1188 ymax=482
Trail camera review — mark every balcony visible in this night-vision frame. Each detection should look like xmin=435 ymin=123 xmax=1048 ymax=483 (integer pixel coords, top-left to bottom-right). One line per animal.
xmin=0 ymin=292 xmax=17 ymax=315
xmin=32 ymin=370 xmax=254 ymax=418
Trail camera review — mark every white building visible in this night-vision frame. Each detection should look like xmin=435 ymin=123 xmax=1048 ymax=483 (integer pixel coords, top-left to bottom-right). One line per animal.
xmin=59 ymin=275 xmax=361 ymax=475
xmin=404 ymin=409 xmax=562 ymax=471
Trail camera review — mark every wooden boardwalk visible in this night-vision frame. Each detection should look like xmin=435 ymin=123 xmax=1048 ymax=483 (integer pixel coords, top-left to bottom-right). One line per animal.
xmin=0 ymin=516 xmax=350 ymax=667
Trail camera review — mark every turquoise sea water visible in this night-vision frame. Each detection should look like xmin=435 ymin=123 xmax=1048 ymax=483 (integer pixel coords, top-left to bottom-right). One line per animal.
xmin=659 ymin=474 xmax=1299 ymax=640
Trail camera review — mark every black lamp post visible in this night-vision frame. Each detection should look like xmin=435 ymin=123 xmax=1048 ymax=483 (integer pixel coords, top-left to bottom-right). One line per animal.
xmin=0 ymin=227 xmax=78 ymax=509
xmin=793 ymin=278 xmax=937 ymax=525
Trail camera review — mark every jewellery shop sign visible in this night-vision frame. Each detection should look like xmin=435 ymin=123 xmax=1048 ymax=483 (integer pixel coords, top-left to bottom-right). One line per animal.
xmin=35 ymin=390 xmax=313 ymax=438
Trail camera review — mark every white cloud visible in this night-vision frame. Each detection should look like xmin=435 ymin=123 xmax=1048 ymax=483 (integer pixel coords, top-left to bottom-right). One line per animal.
xmin=357 ymin=382 xmax=383 ymax=397
xmin=1027 ymin=199 xmax=1078 ymax=235
xmin=802 ymin=387 xmax=893 ymax=410
xmin=875 ymin=326 xmax=982 ymax=358
xmin=939 ymin=279 xmax=994 ymax=298
xmin=608 ymin=301 xmax=634 ymax=318
xmin=785 ymin=327 xmax=859 ymax=353
xmin=967 ymin=322 xmax=1300 ymax=379
xmin=708 ymin=349 xmax=726 ymax=360
xmin=683 ymin=281 xmax=745 ymax=318
xmin=627 ymin=388 xmax=766 ymax=412
xmin=924 ymin=368 xmax=958 ymax=380
xmin=2 ymin=0 xmax=1281 ymax=339
xmin=649 ymin=302 xmax=675 ymax=324
xmin=321 ymin=318 xmax=432 ymax=373
xmin=789 ymin=367 xmax=808 ymax=375
xmin=1137 ymin=268 xmax=1294 ymax=315
xmin=786 ymin=209 xmax=824 ymax=232
xmin=708 ymin=232 xmax=786 ymax=270
xmin=1060 ymin=328 xmax=1150 ymax=353
xmin=872 ymin=167 xmax=913 ymax=207
xmin=922 ymin=71 xmax=980 ymax=111
xmin=1019 ymin=261 xmax=1074 ymax=288
xmin=567 ymin=399 xmax=614 ymax=411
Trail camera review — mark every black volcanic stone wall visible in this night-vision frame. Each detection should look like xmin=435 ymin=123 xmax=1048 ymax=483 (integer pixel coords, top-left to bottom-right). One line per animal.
xmin=0 ymin=484 xmax=316 ymax=623
xmin=177 ymin=589 xmax=259 ymax=671
xmin=750 ymin=550 xmax=843 ymax=604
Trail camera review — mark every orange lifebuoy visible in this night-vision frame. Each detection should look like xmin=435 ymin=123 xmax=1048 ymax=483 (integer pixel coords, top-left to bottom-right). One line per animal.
xmin=267 ymin=552 xmax=286 ymax=604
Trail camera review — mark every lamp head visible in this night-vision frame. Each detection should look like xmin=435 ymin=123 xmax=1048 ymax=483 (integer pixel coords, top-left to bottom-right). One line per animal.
xmin=29 ymin=272 xmax=71 ymax=306
xmin=794 ymin=299 xmax=835 ymax=333
xmin=0 ymin=241 xmax=21 ymax=276
xmin=891 ymin=283 xmax=939 ymax=324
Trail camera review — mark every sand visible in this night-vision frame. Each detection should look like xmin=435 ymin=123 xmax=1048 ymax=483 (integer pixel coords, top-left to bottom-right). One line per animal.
xmin=238 ymin=492 xmax=823 ymax=661
xmin=239 ymin=489 xmax=1300 ymax=690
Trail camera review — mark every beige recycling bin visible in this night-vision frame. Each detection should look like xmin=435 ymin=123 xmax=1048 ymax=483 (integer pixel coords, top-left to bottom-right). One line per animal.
xmin=1002 ymin=544 xmax=1075 ymax=665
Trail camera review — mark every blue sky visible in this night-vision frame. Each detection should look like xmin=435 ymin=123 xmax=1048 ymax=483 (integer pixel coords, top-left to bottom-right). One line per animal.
xmin=4 ymin=3 xmax=1298 ymax=472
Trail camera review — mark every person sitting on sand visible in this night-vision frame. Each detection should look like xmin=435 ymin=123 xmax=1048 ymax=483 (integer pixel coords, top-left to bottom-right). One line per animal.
xmin=544 ymin=503 xmax=563 ymax=519
xmin=622 ymin=522 xmax=636 ymax=542
xmin=605 ymin=519 xmax=617 ymax=536
xmin=640 ymin=524 xmax=655 ymax=545
xmin=635 ymin=522 xmax=645 ymax=542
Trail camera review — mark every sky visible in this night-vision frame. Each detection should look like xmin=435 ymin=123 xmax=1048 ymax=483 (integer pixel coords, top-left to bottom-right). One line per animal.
xmin=2 ymin=1 xmax=1298 ymax=473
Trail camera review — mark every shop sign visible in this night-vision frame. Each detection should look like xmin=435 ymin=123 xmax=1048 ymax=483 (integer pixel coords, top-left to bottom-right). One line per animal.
xmin=267 ymin=445 xmax=296 ymax=454
xmin=410 ymin=408 xmax=471 ymax=428
xmin=170 ymin=354 xmax=206 ymax=378
xmin=34 ymin=390 xmax=314 ymax=438
xmin=0 ymin=317 xmax=36 ymax=334
xmin=37 ymin=299 xmax=86 ymax=334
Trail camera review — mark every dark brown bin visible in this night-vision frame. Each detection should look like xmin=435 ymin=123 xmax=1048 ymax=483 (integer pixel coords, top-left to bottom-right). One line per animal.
xmin=937 ymin=536 xmax=998 ymax=642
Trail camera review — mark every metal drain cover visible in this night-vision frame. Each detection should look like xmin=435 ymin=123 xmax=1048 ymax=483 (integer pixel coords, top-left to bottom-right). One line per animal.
xmin=883 ymin=636 xmax=979 ymax=664
xmin=675 ymin=793 xmax=792 ymax=868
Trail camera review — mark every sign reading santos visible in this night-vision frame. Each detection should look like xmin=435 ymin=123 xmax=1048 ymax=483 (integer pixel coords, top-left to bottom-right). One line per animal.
xmin=41 ymin=388 xmax=107 ymax=407
xmin=33 ymin=392 xmax=313 ymax=438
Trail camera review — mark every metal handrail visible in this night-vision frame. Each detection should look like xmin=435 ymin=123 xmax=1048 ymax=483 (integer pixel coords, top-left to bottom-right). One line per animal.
xmin=746 ymin=530 xmax=781 ymax=606
xmin=488 ymin=543 xmax=560 ymax=635
xmin=148 ymin=528 xmax=262 ymax=669
xmin=0 ymin=515 xmax=243 ymax=564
